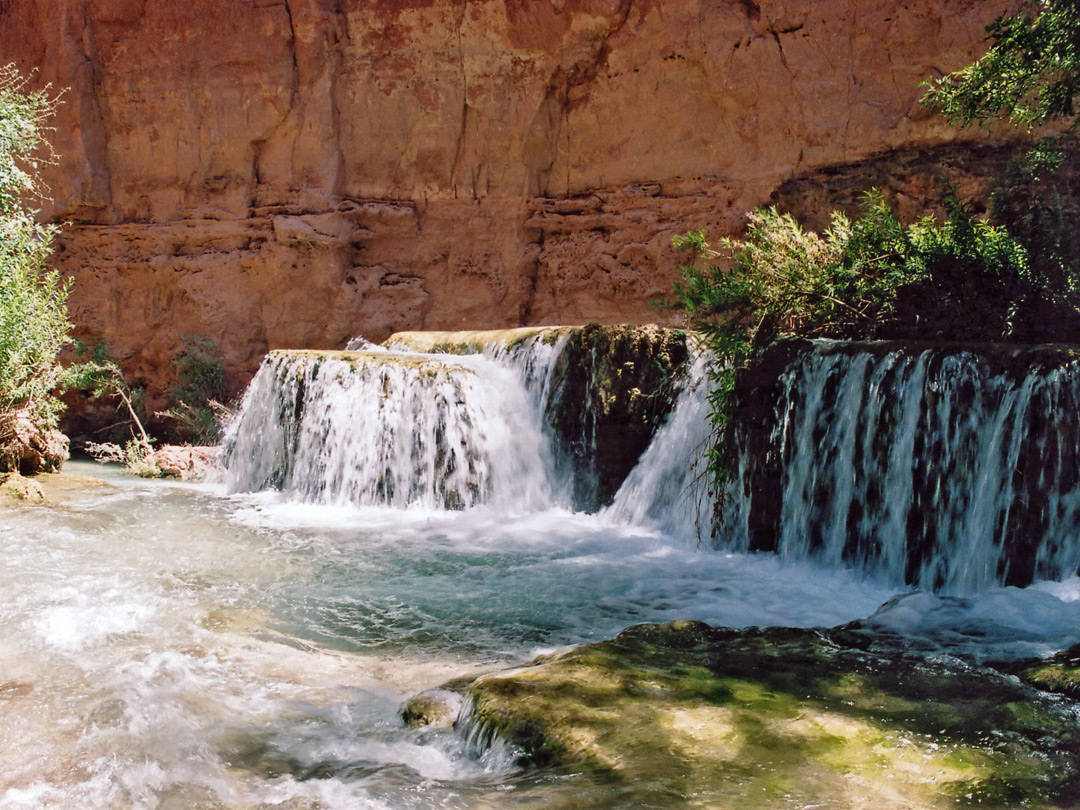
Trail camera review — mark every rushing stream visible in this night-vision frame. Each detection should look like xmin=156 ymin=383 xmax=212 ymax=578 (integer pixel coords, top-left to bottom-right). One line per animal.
xmin=5 ymin=333 xmax=1080 ymax=808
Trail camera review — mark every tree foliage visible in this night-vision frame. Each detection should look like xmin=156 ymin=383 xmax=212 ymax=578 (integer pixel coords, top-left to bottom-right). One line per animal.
xmin=922 ymin=0 xmax=1080 ymax=131
xmin=0 ymin=64 xmax=73 ymax=469
xmin=160 ymin=336 xmax=227 ymax=444
xmin=922 ymin=0 xmax=1080 ymax=332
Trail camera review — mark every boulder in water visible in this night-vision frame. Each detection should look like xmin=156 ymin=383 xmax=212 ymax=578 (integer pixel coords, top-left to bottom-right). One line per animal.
xmin=401 ymin=688 xmax=466 ymax=729
xmin=145 ymin=445 xmax=220 ymax=480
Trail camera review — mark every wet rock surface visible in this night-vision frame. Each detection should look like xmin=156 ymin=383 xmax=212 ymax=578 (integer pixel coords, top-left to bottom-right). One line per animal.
xmin=401 ymin=688 xmax=467 ymax=730
xmin=454 ymin=621 xmax=1080 ymax=809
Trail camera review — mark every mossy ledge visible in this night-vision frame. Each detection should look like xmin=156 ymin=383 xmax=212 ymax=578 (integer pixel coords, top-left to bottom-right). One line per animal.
xmin=453 ymin=621 xmax=1080 ymax=809
xmin=267 ymin=349 xmax=475 ymax=377
xmin=384 ymin=326 xmax=577 ymax=355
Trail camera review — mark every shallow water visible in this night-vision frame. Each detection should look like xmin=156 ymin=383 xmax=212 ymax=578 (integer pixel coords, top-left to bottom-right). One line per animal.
xmin=4 ymin=461 xmax=1080 ymax=809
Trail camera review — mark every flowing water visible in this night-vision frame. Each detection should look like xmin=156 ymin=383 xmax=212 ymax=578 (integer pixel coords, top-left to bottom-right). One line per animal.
xmin=5 ymin=336 xmax=1080 ymax=809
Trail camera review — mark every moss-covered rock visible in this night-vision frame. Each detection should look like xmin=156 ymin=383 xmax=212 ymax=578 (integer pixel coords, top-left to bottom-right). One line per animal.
xmin=0 ymin=471 xmax=45 ymax=502
xmin=459 ymin=621 xmax=1080 ymax=809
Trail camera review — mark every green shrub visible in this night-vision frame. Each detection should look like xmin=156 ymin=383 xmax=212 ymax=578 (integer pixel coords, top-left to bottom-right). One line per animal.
xmin=986 ymin=138 xmax=1080 ymax=328
xmin=674 ymin=191 xmax=1033 ymax=482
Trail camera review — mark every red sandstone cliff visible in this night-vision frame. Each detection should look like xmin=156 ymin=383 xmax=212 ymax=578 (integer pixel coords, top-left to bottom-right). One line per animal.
xmin=0 ymin=0 xmax=1019 ymax=409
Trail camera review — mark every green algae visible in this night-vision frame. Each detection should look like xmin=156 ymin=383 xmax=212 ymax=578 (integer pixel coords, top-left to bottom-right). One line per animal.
xmin=383 ymin=327 xmax=578 ymax=356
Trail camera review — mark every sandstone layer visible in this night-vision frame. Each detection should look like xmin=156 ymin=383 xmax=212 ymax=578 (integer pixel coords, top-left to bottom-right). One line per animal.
xmin=0 ymin=0 xmax=1021 ymax=412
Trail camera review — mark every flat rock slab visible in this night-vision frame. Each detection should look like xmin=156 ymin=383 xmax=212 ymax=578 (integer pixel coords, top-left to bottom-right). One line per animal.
xmin=461 ymin=621 xmax=1080 ymax=809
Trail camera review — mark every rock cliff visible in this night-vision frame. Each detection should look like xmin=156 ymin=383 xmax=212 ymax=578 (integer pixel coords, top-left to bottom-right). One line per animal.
xmin=0 ymin=0 xmax=1020 ymax=410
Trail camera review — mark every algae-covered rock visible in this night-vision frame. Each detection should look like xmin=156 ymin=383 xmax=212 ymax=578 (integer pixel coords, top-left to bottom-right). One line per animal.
xmin=461 ymin=621 xmax=1080 ymax=809
xmin=1018 ymin=643 xmax=1080 ymax=699
xmin=0 ymin=472 xmax=45 ymax=502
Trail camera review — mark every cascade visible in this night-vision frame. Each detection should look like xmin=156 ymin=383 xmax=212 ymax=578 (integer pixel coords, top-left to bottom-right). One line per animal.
xmin=603 ymin=350 xmax=714 ymax=543
xmin=222 ymin=328 xmax=1080 ymax=594
xmin=717 ymin=341 xmax=1080 ymax=592
xmin=22 ymin=329 xmax=1080 ymax=809
xmin=221 ymin=348 xmax=560 ymax=511
xmin=387 ymin=325 xmax=692 ymax=509
xmin=222 ymin=326 xmax=692 ymax=513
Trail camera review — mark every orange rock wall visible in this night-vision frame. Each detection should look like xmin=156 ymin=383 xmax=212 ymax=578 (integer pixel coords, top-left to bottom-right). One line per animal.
xmin=0 ymin=0 xmax=1018 ymax=402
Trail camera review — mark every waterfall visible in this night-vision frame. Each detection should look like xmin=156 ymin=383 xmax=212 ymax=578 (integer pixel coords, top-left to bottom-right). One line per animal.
xmin=221 ymin=348 xmax=561 ymax=511
xmin=223 ymin=329 xmax=1080 ymax=594
xmin=222 ymin=326 xmax=692 ymax=513
xmin=717 ymin=342 xmax=1080 ymax=592
xmin=603 ymin=350 xmax=714 ymax=543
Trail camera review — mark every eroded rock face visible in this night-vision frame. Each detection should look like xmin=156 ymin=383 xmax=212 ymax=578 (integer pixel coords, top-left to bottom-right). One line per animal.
xmin=544 ymin=323 xmax=690 ymax=508
xmin=0 ymin=0 xmax=1020 ymax=413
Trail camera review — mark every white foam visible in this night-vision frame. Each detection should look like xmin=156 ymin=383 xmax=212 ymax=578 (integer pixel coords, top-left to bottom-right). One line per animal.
xmin=858 ymin=586 xmax=1080 ymax=660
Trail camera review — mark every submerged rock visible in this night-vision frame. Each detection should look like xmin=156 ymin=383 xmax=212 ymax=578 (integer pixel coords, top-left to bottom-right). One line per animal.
xmin=456 ymin=621 xmax=1080 ymax=809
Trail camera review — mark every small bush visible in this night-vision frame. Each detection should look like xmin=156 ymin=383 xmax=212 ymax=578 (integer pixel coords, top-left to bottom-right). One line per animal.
xmin=160 ymin=336 xmax=226 ymax=444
